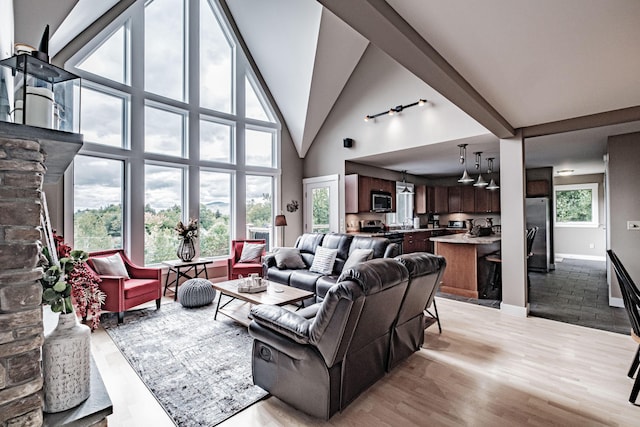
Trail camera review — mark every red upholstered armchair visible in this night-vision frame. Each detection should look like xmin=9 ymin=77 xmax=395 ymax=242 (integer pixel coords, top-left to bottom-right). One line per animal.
xmin=87 ymin=249 xmax=162 ymax=323
xmin=227 ymin=239 xmax=267 ymax=280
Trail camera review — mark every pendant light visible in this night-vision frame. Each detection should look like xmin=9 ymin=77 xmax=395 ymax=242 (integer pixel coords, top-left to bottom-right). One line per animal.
xmin=457 ymin=144 xmax=474 ymax=184
xmin=401 ymin=170 xmax=413 ymax=194
xmin=473 ymin=152 xmax=488 ymax=187
xmin=486 ymin=157 xmax=500 ymax=190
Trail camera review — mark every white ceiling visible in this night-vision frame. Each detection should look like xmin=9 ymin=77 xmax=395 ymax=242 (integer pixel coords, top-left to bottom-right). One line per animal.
xmin=17 ymin=0 xmax=640 ymax=177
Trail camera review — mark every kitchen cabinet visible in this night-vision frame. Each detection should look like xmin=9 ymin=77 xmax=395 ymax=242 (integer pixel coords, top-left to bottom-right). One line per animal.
xmin=403 ymin=229 xmax=446 ymax=254
xmin=526 ymin=180 xmax=550 ymax=197
xmin=433 ymin=186 xmax=448 ymax=213
xmin=415 ymin=185 xmax=427 ymax=214
xmin=475 ymin=188 xmax=501 ymax=213
xmin=345 ymin=174 xmax=396 ymax=213
xmin=448 ymin=186 xmax=461 ymax=212
xmin=462 ymin=186 xmax=475 ymax=212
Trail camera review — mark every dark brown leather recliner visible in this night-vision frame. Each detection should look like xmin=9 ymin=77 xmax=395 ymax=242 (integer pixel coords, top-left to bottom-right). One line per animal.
xmin=388 ymin=252 xmax=446 ymax=371
xmin=248 ymin=258 xmax=409 ymax=420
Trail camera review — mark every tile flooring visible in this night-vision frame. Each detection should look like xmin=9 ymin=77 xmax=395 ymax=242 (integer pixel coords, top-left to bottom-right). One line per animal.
xmin=438 ymin=258 xmax=631 ymax=335
xmin=529 ymin=258 xmax=630 ymax=335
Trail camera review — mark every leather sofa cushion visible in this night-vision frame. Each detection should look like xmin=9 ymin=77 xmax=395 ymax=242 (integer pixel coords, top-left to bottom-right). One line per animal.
xmin=339 ymin=257 xmax=409 ymax=295
xmin=395 ymin=252 xmax=446 ymax=277
xmin=316 ymin=275 xmax=339 ymax=300
xmin=350 ymin=236 xmax=390 ymax=259
xmin=250 ymin=304 xmax=311 ymax=344
xmin=290 ymin=270 xmax=324 ymax=293
xmin=266 ymin=267 xmax=294 ymax=285
xmin=296 ymin=233 xmax=324 ymax=254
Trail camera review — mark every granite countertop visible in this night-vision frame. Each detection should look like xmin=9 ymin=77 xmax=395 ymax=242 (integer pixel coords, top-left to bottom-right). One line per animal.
xmin=430 ymin=233 xmax=501 ymax=244
xmin=347 ymin=227 xmax=458 ymax=236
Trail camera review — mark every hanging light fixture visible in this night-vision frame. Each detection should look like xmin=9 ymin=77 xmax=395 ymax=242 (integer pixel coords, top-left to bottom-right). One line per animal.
xmin=457 ymin=144 xmax=474 ymax=184
xmin=473 ymin=151 xmax=488 ymax=187
xmin=400 ymin=170 xmax=413 ymax=194
xmin=486 ymin=157 xmax=500 ymax=190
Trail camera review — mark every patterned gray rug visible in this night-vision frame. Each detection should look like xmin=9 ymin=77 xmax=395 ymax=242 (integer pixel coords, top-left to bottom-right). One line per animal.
xmin=102 ymin=302 xmax=267 ymax=426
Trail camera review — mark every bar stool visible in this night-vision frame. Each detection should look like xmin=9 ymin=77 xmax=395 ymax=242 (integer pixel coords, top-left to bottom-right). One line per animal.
xmin=485 ymin=251 xmax=502 ymax=298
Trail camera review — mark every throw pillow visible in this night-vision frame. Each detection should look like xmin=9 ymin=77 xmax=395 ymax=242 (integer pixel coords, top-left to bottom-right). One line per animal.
xmin=309 ymin=247 xmax=338 ymax=275
xmin=274 ymin=247 xmax=307 ymax=269
xmin=238 ymin=243 xmax=265 ymax=263
xmin=342 ymin=248 xmax=373 ymax=271
xmin=91 ymin=253 xmax=130 ymax=278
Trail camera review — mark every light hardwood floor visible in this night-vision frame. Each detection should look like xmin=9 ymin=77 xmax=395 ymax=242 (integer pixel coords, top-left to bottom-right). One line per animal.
xmin=92 ymin=297 xmax=640 ymax=426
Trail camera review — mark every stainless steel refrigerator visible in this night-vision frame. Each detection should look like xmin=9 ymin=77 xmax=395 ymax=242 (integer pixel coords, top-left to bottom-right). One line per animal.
xmin=526 ymin=197 xmax=551 ymax=272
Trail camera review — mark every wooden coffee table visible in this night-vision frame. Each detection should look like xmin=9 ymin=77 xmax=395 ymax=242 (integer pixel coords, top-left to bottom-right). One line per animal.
xmin=212 ymin=279 xmax=314 ymax=326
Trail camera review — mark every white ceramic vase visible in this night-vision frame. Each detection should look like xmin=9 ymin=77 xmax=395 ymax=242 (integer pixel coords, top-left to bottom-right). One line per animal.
xmin=42 ymin=312 xmax=91 ymax=413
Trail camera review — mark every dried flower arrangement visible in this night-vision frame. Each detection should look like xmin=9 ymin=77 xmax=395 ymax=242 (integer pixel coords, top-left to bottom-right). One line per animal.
xmin=175 ymin=218 xmax=199 ymax=239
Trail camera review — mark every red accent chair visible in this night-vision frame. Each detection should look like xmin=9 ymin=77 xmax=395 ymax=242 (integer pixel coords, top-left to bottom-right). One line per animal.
xmin=227 ymin=239 xmax=267 ymax=280
xmin=87 ymin=249 xmax=162 ymax=323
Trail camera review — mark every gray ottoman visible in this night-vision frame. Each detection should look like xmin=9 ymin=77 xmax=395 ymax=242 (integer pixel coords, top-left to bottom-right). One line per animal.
xmin=178 ymin=278 xmax=216 ymax=308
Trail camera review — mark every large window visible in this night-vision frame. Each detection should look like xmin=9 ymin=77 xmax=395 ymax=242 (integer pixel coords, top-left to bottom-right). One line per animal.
xmin=73 ymin=156 xmax=124 ymax=252
xmin=554 ymin=183 xmax=598 ymax=227
xmin=67 ymin=0 xmax=279 ymax=265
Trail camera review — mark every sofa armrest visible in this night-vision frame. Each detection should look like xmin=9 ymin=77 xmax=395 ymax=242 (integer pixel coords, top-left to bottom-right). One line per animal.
xmin=126 ymin=264 xmax=161 ymax=280
xmin=384 ymin=242 xmax=400 ymax=258
xmin=262 ymin=253 xmax=277 ymax=269
xmin=248 ymin=322 xmax=311 ymax=361
xmin=250 ymin=304 xmax=311 ymax=344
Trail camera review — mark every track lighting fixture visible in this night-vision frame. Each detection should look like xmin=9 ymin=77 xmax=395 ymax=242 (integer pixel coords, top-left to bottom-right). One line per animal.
xmin=364 ymin=99 xmax=427 ymax=122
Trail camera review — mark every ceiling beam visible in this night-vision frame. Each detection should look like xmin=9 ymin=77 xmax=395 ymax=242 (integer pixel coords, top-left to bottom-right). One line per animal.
xmin=318 ymin=0 xmax=515 ymax=139
xmin=522 ymin=105 xmax=640 ymax=139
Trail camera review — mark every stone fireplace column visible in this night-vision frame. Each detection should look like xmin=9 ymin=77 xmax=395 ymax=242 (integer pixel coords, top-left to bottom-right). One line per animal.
xmin=0 ymin=136 xmax=46 ymax=426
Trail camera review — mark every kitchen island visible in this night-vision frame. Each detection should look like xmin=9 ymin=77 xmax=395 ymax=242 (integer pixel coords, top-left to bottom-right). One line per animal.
xmin=430 ymin=233 xmax=501 ymax=299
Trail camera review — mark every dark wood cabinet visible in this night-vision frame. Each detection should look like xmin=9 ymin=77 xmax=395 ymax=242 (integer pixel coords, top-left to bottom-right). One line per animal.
xmin=415 ymin=185 xmax=427 ymax=214
xmin=448 ymin=187 xmax=461 ymax=212
xmin=345 ymin=174 xmax=396 ymax=213
xmin=462 ymin=186 xmax=475 ymax=212
xmin=526 ymin=180 xmax=550 ymax=197
xmin=433 ymin=186 xmax=448 ymax=213
xmin=475 ymin=187 xmax=501 ymax=213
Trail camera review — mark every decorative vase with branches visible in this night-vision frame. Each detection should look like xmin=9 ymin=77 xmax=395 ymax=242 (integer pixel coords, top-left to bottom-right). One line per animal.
xmin=40 ymin=232 xmax=105 ymax=331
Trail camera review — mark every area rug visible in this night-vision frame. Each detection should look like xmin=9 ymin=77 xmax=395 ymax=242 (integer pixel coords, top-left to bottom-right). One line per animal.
xmin=101 ymin=302 xmax=267 ymax=426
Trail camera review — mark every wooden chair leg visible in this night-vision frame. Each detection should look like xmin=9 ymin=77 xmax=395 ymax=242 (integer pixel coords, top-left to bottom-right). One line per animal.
xmin=629 ymin=346 xmax=640 ymax=379
xmin=156 ymin=298 xmax=161 ymax=310
xmin=117 ymin=312 xmax=124 ymax=324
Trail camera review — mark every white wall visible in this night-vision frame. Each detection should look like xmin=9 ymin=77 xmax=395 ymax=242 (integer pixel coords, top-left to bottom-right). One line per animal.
xmin=305 ymin=45 xmax=491 ymax=220
xmin=553 ymin=173 xmax=606 ymax=260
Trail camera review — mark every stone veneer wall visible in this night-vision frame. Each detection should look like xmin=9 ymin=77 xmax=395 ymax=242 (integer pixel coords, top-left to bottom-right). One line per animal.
xmin=0 ymin=136 xmax=45 ymax=426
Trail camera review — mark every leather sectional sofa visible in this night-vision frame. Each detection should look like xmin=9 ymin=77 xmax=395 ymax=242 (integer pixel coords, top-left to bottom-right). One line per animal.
xmin=262 ymin=232 xmax=400 ymax=304
xmin=249 ymin=252 xmax=446 ymax=420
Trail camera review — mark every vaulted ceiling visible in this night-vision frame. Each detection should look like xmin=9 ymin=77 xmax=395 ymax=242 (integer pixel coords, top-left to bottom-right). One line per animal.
xmin=16 ymin=0 xmax=640 ymax=176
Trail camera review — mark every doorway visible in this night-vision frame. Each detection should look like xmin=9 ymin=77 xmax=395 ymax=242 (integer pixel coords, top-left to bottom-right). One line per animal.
xmin=302 ymin=175 xmax=339 ymax=234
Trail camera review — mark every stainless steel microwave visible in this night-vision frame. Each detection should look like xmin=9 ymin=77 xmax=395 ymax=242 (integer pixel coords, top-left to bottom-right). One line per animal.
xmin=371 ymin=191 xmax=393 ymax=212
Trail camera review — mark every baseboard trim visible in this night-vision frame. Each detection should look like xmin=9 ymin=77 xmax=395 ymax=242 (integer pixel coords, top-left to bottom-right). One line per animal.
xmin=555 ymin=253 xmax=606 ymax=262
xmin=500 ymin=302 xmax=529 ymax=317
xmin=609 ymin=297 xmax=624 ymax=308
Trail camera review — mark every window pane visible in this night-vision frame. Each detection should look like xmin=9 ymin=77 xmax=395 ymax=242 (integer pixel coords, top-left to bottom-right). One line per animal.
xmin=246 ymin=175 xmax=273 ymax=247
xmin=245 ymin=128 xmax=273 ymax=167
xmin=77 ymin=25 xmax=126 ymax=84
xmin=312 ymin=187 xmax=330 ymax=233
xmin=245 ymin=76 xmax=269 ymax=121
xmin=145 ymin=0 xmax=185 ymax=100
xmin=81 ymin=87 xmax=125 ymax=147
xmin=200 ymin=171 xmax=231 ymax=257
xmin=200 ymin=0 xmax=232 ymax=113
xmin=556 ymin=189 xmax=593 ymax=223
xmin=74 ymin=156 xmax=123 ymax=251
xmin=145 ymin=164 xmax=183 ymax=264
xmin=145 ymin=105 xmax=185 ymax=157
xmin=200 ymin=119 xmax=232 ymax=162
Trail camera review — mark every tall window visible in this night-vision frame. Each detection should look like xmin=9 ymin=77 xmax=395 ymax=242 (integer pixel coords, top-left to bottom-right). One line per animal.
xmin=67 ymin=0 xmax=280 ymax=265
xmin=246 ymin=175 xmax=273 ymax=247
xmin=73 ymin=156 xmax=124 ymax=251
xmin=554 ymin=183 xmax=598 ymax=227
xmin=393 ymin=182 xmax=414 ymax=226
